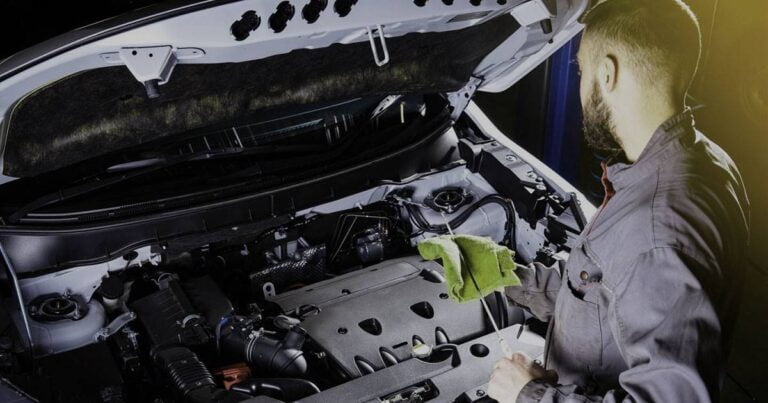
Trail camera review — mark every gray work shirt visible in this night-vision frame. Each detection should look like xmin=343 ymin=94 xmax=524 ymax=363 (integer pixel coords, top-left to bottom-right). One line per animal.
xmin=506 ymin=109 xmax=750 ymax=402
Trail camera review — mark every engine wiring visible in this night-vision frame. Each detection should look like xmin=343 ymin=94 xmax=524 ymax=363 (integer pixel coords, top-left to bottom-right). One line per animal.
xmin=389 ymin=193 xmax=518 ymax=250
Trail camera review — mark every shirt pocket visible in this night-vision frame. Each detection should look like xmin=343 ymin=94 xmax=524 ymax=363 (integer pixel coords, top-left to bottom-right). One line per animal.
xmin=554 ymin=247 xmax=604 ymax=371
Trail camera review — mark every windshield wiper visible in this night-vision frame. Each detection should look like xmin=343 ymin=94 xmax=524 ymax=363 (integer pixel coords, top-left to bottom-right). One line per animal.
xmin=6 ymin=145 xmax=318 ymax=224
xmin=104 ymin=148 xmax=245 ymax=173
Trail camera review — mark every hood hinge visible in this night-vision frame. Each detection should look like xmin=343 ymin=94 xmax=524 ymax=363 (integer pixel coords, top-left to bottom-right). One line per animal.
xmin=447 ymin=77 xmax=482 ymax=120
xmin=510 ymin=0 xmax=554 ymax=33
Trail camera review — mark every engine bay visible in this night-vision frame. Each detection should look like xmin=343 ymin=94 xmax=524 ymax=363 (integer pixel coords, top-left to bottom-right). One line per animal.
xmin=0 ymin=117 xmax=588 ymax=402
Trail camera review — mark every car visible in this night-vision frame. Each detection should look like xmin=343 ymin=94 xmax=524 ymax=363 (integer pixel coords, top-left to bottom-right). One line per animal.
xmin=0 ymin=1 xmax=597 ymax=402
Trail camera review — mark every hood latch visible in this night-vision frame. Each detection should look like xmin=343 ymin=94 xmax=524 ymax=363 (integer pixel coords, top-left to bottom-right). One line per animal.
xmin=100 ymin=46 xmax=204 ymax=99
xmin=119 ymin=46 xmax=177 ymax=99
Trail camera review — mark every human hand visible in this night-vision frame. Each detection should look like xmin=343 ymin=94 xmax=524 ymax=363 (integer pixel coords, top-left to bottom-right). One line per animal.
xmin=487 ymin=352 xmax=557 ymax=403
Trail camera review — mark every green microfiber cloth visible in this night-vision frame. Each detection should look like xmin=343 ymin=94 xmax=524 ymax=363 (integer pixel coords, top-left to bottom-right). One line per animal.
xmin=417 ymin=234 xmax=520 ymax=303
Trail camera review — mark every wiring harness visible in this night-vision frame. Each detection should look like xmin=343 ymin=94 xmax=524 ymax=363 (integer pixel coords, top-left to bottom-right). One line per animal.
xmin=389 ymin=191 xmax=517 ymax=249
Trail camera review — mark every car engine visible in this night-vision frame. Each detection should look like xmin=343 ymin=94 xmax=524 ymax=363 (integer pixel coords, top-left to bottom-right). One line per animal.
xmin=1 ymin=149 xmax=586 ymax=402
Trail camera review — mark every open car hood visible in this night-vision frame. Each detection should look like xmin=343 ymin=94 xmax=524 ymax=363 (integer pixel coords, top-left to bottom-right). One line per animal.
xmin=0 ymin=0 xmax=588 ymax=179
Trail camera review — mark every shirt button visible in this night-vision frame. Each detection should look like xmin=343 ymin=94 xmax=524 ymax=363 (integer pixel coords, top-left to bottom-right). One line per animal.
xmin=580 ymin=271 xmax=589 ymax=281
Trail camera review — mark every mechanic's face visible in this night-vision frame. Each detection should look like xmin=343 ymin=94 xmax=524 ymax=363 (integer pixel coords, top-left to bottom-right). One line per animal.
xmin=577 ymin=39 xmax=624 ymax=154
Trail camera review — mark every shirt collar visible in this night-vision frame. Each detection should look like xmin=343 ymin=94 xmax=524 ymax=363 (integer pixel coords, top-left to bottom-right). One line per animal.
xmin=605 ymin=108 xmax=695 ymax=191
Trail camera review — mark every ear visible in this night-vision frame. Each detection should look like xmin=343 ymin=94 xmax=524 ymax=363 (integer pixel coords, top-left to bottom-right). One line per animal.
xmin=597 ymin=54 xmax=619 ymax=93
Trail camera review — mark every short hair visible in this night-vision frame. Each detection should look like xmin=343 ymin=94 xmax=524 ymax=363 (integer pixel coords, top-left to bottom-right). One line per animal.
xmin=581 ymin=0 xmax=702 ymax=95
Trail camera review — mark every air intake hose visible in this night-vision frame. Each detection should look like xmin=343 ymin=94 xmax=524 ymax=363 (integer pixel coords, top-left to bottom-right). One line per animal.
xmin=155 ymin=347 xmax=248 ymax=403
xmin=221 ymin=319 xmax=308 ymax=377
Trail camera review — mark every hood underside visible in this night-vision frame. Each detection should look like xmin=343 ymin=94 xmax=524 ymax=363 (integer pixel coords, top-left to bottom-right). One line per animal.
xmin=0 ymin=0 xmax=588 ymax=179
xmin=5 ymin=17 xmax=517 ymax=177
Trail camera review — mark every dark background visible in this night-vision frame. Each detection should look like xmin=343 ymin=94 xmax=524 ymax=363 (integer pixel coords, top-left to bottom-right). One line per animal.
xmin=0 ymin=0 xmax=765 ymax=401
xmin=686 ymin=3 xmax=768 ymax=401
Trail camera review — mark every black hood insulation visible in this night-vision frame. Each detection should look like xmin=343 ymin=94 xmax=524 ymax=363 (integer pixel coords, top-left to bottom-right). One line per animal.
xmin=4 ymin=15 xmax=519 ymax=177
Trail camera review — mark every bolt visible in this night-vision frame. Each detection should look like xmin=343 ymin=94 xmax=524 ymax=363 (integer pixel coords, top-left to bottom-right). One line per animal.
xmin=476 ymin=389 xmax=486 ymax=397
xmin=505 ymin=154 xmax=517 ymax=162
xmin=313 ymin=351 xmax=327 ymax=359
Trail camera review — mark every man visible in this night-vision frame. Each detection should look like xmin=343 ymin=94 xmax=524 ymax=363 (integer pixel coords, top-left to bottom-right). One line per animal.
xmin=487 ymin=0 xmax=750 ymax=402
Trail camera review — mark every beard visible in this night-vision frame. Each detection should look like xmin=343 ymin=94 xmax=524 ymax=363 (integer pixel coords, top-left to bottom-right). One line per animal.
xmin=582 ymin=81 xmax=623 ymax=154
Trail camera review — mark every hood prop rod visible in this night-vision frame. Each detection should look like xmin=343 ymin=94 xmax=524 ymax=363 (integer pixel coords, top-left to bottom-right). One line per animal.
xmin=0 ymin=242 xmax=34 ymax=354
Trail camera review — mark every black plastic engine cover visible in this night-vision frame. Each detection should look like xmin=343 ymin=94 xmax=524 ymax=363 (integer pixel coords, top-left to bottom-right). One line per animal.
xmin=131 ymin=282 xmax=210 ymax=348
xmin=269 ymin=256 xmax=488 ymax=377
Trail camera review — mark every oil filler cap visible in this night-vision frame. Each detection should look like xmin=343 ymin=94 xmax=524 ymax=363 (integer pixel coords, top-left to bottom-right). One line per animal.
xmin=411 ymin=342 xmax=433 ymax=359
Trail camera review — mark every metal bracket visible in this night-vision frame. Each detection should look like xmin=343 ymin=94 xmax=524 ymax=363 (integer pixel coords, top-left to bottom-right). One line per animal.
xmin=510 ymin=0 xmax=553 ymax=27
xmin=446 ymin=77 xmax=482 ymax=120
xmin=118 ymin=46 xmax=176 ymax=98
xmin=94 ymin=311 xmax=137 ymax=341
xmin=367 ymin=25 xmax=390 ymax=67
xmin=114 ymin=46 xmax=181 ymax=98
xmin=263 ymin=282 xmax=277 ymax=298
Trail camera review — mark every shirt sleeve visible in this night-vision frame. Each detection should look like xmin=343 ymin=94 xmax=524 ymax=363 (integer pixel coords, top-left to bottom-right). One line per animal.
xmin=504 ymin=259 xmax=564 ymax=322
xmin=517 ymin=247 xmax=722 ymax=403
